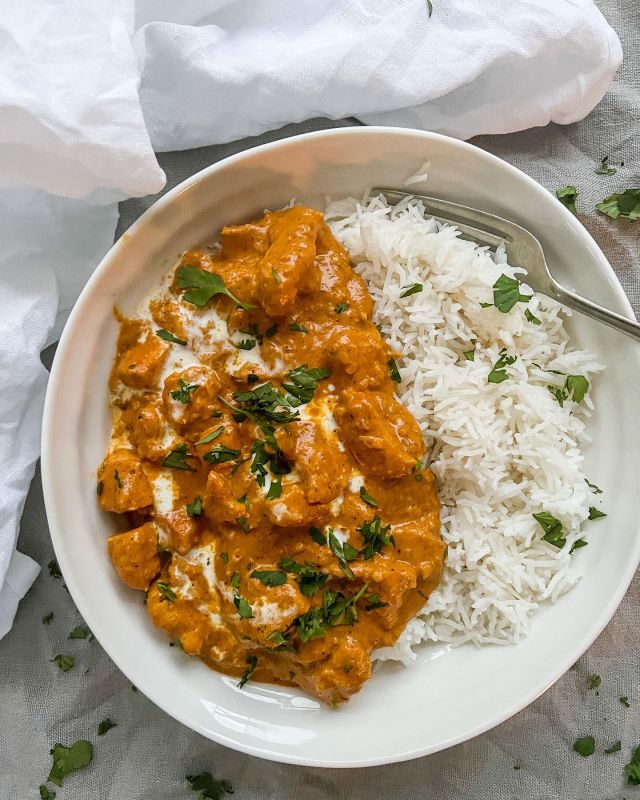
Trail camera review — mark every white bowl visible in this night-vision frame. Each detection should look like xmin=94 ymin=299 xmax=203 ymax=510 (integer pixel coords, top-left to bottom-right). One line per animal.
xmin=42 ymin=127 xmax=640 ymax=767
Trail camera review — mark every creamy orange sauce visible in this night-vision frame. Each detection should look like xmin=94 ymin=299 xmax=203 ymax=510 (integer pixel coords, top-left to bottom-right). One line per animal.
xmin=98 ymin=206 xmax=444 ymax=704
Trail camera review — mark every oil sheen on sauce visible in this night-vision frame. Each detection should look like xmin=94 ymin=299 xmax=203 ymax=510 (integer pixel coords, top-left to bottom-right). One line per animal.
xmin=98 ymin=205 xmax=444 ymax=704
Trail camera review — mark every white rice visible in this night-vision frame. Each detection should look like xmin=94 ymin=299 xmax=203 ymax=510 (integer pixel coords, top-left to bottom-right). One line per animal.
xmin=325 ymin=194 xmax=604 ymax=663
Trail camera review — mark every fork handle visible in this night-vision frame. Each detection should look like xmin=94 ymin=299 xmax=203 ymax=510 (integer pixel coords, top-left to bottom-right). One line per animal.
xmin=549 ymin=280 xmax=640 ymax=342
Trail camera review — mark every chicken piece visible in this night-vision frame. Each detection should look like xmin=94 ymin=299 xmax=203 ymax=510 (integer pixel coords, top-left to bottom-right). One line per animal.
xmin=350 ymin=557 xmax=418 ymax=630
xmin=257 ymin=207 xmax=324 ymax=318
xmin=98 ymin=448 xmax=153 ymax=513
xmin=155 ymin=506 xmax=201 ymax=556
xmin=107 ymin=521 xmax=161 ymax=590
xmin=294 ymin=631 xmax=373 ymax=705
xmin=335 ymin=389 xmax=425 ymax=479
xmin=220 ymin=222 xmax=270 ymax=257
xmin=390 ymin=516 xmax=445 ymax=589
xmin=115 ymin=329 xmax=169 ymax=390
xmin=203 ymin=470 xmax=254 ymax=528
xmin=287 ymin=420 xmax=349 ymax=505
xmin=149 ymin=298 xmax=189 ymax=343
xmin=123 ymin=399 xmax=176 ymax=463
xmin=326 ymin=327 xmax=389 ymax=389
xmin=162 ymin=365 xmax=222 ymax=433
xmin=266 ymin=484 xmax=330 ymax=528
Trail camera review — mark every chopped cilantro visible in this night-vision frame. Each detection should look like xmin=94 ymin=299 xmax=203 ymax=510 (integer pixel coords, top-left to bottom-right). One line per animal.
xmin=604 ymin=740 xmax=622 ymax=754
xmin=279 ymin=557 xmax=328 ymax=596
xmin=266 ymin=480 xmax=282 ymax=500
xmin=556 ymin=185 xmax=578 ymax=215
xmin=485 ymin=274 xmax=532 ymax=313
xmin=597 ymin=189 xmax=640 ymax=221
xmin=288 ymin=322 xmax=309 ymax=333
xmin=587 ymin=674 xmax=601 ymax=691
xmin=42 ymin=612 xmax=54 ymax=625
xmin=364 ymin=593 xmax=388 ymax=611
xmin=588 ymin=507 xmax=607 ymax=520
xmin=295 ymin=607 xmax=327 ymax=642
xmin=533 ymin=511 xmax=566 ymax=549
xmin=39 ymin=786 xmax=56 ymax=800
xmin=203 ymin=445 xmax=241 ymax=464
xmin=283 ymin=364 xmax=331 ymax=405
xmin=226 ymin=382 xmax=299 ymax=426
xmin=400 ymin=283 xmax=423 ymax=298
xmin=186 ymin=771 xmax=234 ymax=799
xmin=235 ymin=516 xmax=250 ymax=533
xmin=359 ymin=486 xmax=378 ymax=507
xmin=525 ymin=308 xmax=541 ymax=325
xmin=426 ymin=0 xmax=433 ymax=15
xmin=48 ymin=740 xmax=93 ymax=787
xmin=50 ymin=654 xmax=74 ymax=672
xmin=251 ymin=570 xmax=287 ymax=587
xmin=162 ymin=444 xmax=195 ymax=471
xmin=98 ymin=718 xmax=117 ymax=736
xmin=621 ymin=696 xmax=631 ymax=707
xmin=230 ymin=572 xmax=240 ymax=589
xmin=626 ymin=745 xmax=640 ymax=784
xmin=548 ymin=374 xmax=589 ymax=407
xmin=328 ymin=530 xmax=357 ymax=580
xmin=156 ymin=329 xmax=187 ymax=345
xmin=358 ymin=516 xmax=394 ymax=560
xmin=267 ymin=630 xmax=293 ymax=650
xmin=220 ymin=552 xmax=229 ymax=564
xmin=388 ymin=358 xmax=401 ymax=383
xmin=68 ymin=625 xmax=90 ymax=640
xmin=235 ymin=338 xmax=256 ymax=350
xmin=195 ymin=426 xmax=225 ymax=446
xmin=570 ymin=538 xmax=588 ymax=554
xmin=234 ymin=594 xmax=253 ymax=619
xmin=487 ymin=349 xmax=516 ymax=383
xmin=265 ymin=324 xmax=278 ymax=337
xmin=156 ymin=582 xmax=177 ymax=603
xmin=186 ymin=496 xmax=203 ymax=517
xmin=573 ymin=736 xmax=595 ymax=757
xmin=170 ymin=378 xmax=198 ymax=404
xmin=595 ymin=156 xmax=617 ymax=176
xmin=309 ymin=527 xmax=326 ymax=546
xmin=463 ymin=349 xmax=475 ymax=361
xmin=113 ymin=469 xmax=122 ymax=489
xmin=335 ymin=303 xmax=349 ymax=314
xmin=237 ymin=655 xmax=257 ymax=689
xmin=272 ymin=267 xmax=281 ymax=284
xmin=177 ymin=265 xmax=254 ymax=310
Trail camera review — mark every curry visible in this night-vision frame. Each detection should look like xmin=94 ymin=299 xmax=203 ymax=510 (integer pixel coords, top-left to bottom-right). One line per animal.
xmin=98 ymin=205 xmax=444 ymax=704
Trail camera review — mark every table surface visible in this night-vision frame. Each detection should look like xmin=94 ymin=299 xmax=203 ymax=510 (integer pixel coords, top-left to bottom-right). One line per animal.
xmin=2 ymin=2 xmax=639 ymax=797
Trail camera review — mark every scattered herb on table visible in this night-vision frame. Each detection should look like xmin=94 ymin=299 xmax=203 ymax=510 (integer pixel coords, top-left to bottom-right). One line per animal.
xmin=487 ymin=349 xmax=516 ymax=384
xmin=400 ymin=282 xmax=423 ymax=298
xmin=573 ymin=736 xmax=596 ymax=757
xmin=595 ymin=156 xmax=617 ymax=176
xmin=42 ymin=612 xmax=54 ymax=625
xmin=162 ymin=443 xmax=195 ymax=471
xmin=98 ymin=719 xmax=117 ymax=736
xmin=237 ymin=656 xmax=257 ymax=689
xmin=186 ymin=496 xmax=203 ymax=517
xmin=48 ymin=740 xmax=93 ymax=787
xmin=587 ymin=674 xmax=601 ymax=691
xmin=68 ymin=625 xmax=91 ymax=640
xmin=556 ymin=185 xmax=578 ymax=215
xmin=625 ymin=745 xmax=640 ymax=784
xmin=186 ymin=772 xmax=234 ymax=800
xmin=604 ymin=740 xmax=622 ymax=754
xmin=177 ymin=265 xmax=254 ymax=310
xmin=156 ymin=583 xmax=177 ymax=603
xmin=588 ymin=507 xmax=607 ymax=520
xmin=597 ymin=189 xmax=640 ymax=221
xmin=39 ymin=786 xmax=56 ymax=800
xmin=620 ymin=696 xmax=631 ymax=707
xmin=50 ymin=654 xmax=74 ymax=672
xmin=156 ymin=329 xmax=187 ymax=345
xmin=426 ymin=0 xmax=433 ymax=16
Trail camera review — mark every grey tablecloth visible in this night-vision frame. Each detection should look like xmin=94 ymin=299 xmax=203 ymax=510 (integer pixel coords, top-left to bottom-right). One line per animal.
xmin=2 ymin=2 xmax=639 ymax=798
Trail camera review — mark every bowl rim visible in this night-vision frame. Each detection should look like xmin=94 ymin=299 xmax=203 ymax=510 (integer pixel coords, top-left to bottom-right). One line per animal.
xmin=41 ymin=125 xmax=639 ymax=767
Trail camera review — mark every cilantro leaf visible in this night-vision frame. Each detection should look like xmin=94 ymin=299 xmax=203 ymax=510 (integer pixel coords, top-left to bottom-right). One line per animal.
xmin=621 ymin=696 xmax=631 ymax=707
xmin=156 ymin=329 xmax=187 ymax=346
xmin=283 ymin=364 xmax=331 ymax=405
xmin=388 ymin=358 xmax=401 ymax=383
xmin=186 ymin=496 xmax=203 ymax=517
xmin=279 ymin=557 xmax=328 ymax=596
xmin=295 ymin=608 xmax=327 ymax=642
xmin=588 ymin=507 xmax=606 ymax=520
xmin=162 ymin=444 xmax=195 ymax=471
xmin=235 ymin=338 xmax=256 ymax=350
xmin=265 ymin=324 xmax=278 ymax=337
xmin=488 ymin=274 xmax=533 ymax=313
xmin=68 ymin=625 xmax=90 ymax=640
xmin=309 ymin=527 xmax=326 ymax=546
xmin=50 ymin=654 xmax=74 ymax=672
xmin=96 ymin=480 xmax=103 ymax=496
xmin=604 ymin=740 xmax=622 ymax=754
xmin=556 ymin=185 xmax=578 ymax=215
xmin=525 ymin=308 xmax=541 ymax=325
xmin=266 ymin=480 xmax=282 ymax=500
xmin=234 ymin=594 xmax=253 ymax=619
xmin=400 ymin=283 xmax=423 ymax=298
xmin=533 ymin=511 xmax=566 ymax=549
xmin=587 ymin=674 xmax=601 ymax=690
xmin=626 ymin=745 xmax=640 ymax=784
xmin=156 ymin=582 xmax=177 ymax=602
xmin=597 ymin=189 xmax=640 ymax=221
xmin=487 ymin=349 xmax=516 ymax=384
xmin=335 ymin=303 xmax=349 ymax=314
xmin=98 ymin=718 xmax=117 ymax=736
xmin=170 ymin=378 xmax=198 ymax=404
xmin=48 ymin=740 xmax=93 ymax=787
xmin=358 ymin=516 xmax=394 ymax=560
xmin=359 ymin=486 xmax=378 ymax=507
xmin=328 ymin=531 xmax=356 ymax=580
xmin=566 ymin=375 xmax=589 ymax=403
xmin=195 ymin=426 xmax=225 ymax=446
xmin=463 ymin=349 xmax=475 ymax=361
xmin=235 ymin=515 xmax=250 ymax=533
xmin=237 ymin=655 xmax=258 ymax=689
xmin=251 ymin=569 xmax=287 ymax=587
xmin=586 ymin=479 xmax=603 ymax=495
xmin=48 ymin=560 xmax=62 ymax=579
xmin=595 ymin=156 xmax=617 ymax=176
xmin=288 ymin=322 xmax=309 ymax=333
xmin=39 ymin=786 xmax=56 ymax=800
xmin=42 ymin=612 xmax=54 ymax=625
xmin=203 ymin=445 xmax=241 ymax=464
xmin=186 ymin=771 xmax=234 ymax=799
xmin=573 ymin=736 xmax=595 ymax=757
xmin=177 ymin=265 xmax=254 ymax=310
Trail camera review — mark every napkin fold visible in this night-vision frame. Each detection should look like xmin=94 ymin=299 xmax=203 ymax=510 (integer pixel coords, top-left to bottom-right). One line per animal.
xmin=0 ymin=0 xmax=622 ymax=638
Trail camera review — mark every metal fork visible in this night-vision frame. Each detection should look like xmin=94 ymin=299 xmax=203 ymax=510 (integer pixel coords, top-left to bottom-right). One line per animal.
xmin=373 ymin=188 xmax=640 ymax=342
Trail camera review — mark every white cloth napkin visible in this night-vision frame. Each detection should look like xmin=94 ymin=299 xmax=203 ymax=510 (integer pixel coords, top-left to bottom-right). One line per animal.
xmin=0 ymin=0 xmax=622 ymax=639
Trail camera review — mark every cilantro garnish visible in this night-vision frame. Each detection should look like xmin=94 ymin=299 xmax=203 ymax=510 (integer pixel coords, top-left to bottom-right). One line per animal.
xmin=388 ymin=358 xmax=401 ymax=383
xmin=309 ymin=527 xmax=326 ymax=546
xmin=525 ymin=308 xmax=541 ymax=325
xmin=597 ymin=189 xmax=640 ymax=221
xmin=400 ymin=283 xmax=423 ymax=298
xmin=272 ymin=267 xmax=281 ymax=284
xmin=626 ymin=745 xmax=640 ymax=784
xmin=586 ymin=479 xmax=603 ymax=495
xmin=588 ymin=507 xmax=606 ymax=520
xmin=335 ymin=303 xmax=349 ymax=314
xmin=237 ymin=655 xmax=257 ymax=689
xmin=266 ymin=480 xmax=282 ymax=500
xmin=203 ymin=445 xmax=241 ymax=464
xmin=265 ymin=324 xmax=278 ymax=337
xmin=283 ymin=364 xmax=331 ymax=406
xmin=251 ymin=569 xmax=287 ymax=587
xmin=39 ymin=786 xmax=56 ymax=800
xmin=463 ymin=349 xmax=475 ymax=361
xmin=68 ymin=625 xmax=90 ymax=640
xmin=50 ymin=654 xmax=74 ymax=672
xmin=358 ymin=516 xmax=394 ymax=560
xmin=556 ymin=185 xmax=578 ymax=215
xmin=289 ymin=322 xmax=309 ymax=333
xmin=195 ymin=426 xmax=225 ymax=446
xmin=177 ymin=265 xmax=254 ymax=310
xmin=156 ymin=582 xmax=177 ymax=602
xmin=279 ymin=557 xmax=328 ymax=596
xmin=621 ymin=696 xmax=631 ymax=707
xmin=113 ymin=469 xmax=122 ymax=489
xmin=186 ymin=771 xmax=234 ymax=799
xmin=156 ymin=329 xmax=187 ymax=346
xmin=533 ymin=511 xmax=566 ymax=549
xmin=595 ymin=156 xmax=617 ymax=176
xmin=295 ymin=608 xmax=327 ymax=642
xmin=328 ymin=531 xmax=358 ymax=580
xmin=234 ymin=595 xmax=253 ymax=618
xmin=42 ymin=612 xmax=54 ymax=625
xmin=98 ymin=718 xmax=117 ymax=736
xmin=548 ymin=374 xmax=589 ymax=407
xmin=235 ymin=338 xmax=256 ymax=350
xmin=604 ymin=740 xmax=622 ymax=754
xmin=186 ymin=496 xmax=203 ymax=517
xmin=359 ymin=486 xmax=378 ymax=507
xmin=487 ymin=349 xmax=516 ymax=384
xmin=170 ymin=378 xmax=198 ymax=404
xmin=48 ymin=740 xmax=93 ymax=787
xmin=162 ymin=444 xmax=195 ymax=471
xmin=235 ymin=516 xmax=250 ymax=533
xmin=573 ymin=736 xmax=595 ymax=757
xmin=483 ymin=274 xmax=532 ymax=313
xmin=364 ymin=592 xmax=388 ymax=611
xmin=226 ymin=383 xmax=299 ymax=426
xmin=220 ymin=552 xmax=229 ymax=564
xmin=426 ymin=0 xmax=433 ymax=16
xmin=267 ymin=630 xmax=293 ymax=650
